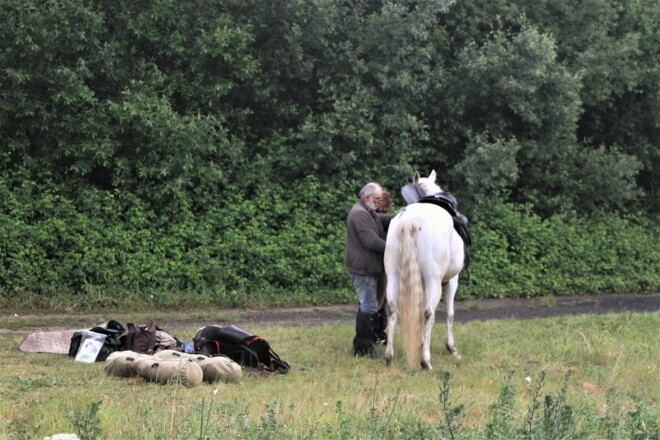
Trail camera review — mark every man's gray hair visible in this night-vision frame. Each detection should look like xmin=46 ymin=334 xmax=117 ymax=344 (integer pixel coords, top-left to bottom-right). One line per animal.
xmin=360 ymin=182 xmax=381 ymax=198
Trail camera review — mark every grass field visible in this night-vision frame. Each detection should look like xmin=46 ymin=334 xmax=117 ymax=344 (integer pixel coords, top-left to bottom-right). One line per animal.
xmin=1 ymin=311 xmax=658 ymax=439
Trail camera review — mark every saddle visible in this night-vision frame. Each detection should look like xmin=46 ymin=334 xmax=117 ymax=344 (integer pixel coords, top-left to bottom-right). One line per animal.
xmin=418 ymin=193 xmax=471 ymax=246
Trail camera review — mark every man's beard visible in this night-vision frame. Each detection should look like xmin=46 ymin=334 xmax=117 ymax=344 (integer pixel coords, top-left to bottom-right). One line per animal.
xmin=366 ymin=199 xmax=378 ymax=210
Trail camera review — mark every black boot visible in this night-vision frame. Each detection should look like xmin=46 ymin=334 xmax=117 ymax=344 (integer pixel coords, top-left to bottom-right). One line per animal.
xmin=353 ymin=311 xmax=377 ymax=357
xmin=374 ymin=304 xmax=388 ymax=345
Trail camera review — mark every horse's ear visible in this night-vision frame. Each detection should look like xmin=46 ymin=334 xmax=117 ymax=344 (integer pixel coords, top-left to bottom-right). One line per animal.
xmin=412 ymin=171 xmax=420 ymax=183
xmin=428 ymin=170 xmax=436 ymax=183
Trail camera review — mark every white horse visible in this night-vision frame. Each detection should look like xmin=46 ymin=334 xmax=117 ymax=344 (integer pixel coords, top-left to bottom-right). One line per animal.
xmin=384 ymin=170 xmax=464 ymax=370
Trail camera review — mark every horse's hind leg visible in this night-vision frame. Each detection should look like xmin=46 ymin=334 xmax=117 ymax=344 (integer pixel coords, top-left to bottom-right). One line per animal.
xmin=421 ymin=278 xmax=441 ymax=370
xmin=443 ymin=277 xmax=461 ymax=359
xmin=420 ymin=307 xmax=435 ymax=370
xmin=385 ymin=302 xmax=398 ymax=366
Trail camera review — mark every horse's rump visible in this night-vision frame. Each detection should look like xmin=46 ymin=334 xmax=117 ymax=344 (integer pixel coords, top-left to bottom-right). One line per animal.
xmin=388 ymin=204 xmax=459 ymax=279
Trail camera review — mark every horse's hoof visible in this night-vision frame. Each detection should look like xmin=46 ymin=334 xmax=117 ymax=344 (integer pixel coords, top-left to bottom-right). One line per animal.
xmin=445 ymin=343 xmax=454 ymax=354
xmin=420 ymin=361 xmax=433 ymax=370
xmin=385 ymin=356 xmax=392 ymax=367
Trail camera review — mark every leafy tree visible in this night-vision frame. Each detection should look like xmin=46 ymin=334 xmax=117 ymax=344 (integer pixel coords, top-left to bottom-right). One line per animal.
xmin=441 ymin=0 xmax=657 ymax=213
xmin=0 ymin=0 xmax=108 ymax=179
xmin=517 ymin=0 xmax=659 ymax=212
xmin=452 ymin=135 xmax=520 ymax=219
xmin=450 ymin=25 xmax=580 ymax=213
xmin=444 ymin=22 xmax=641 ymax=215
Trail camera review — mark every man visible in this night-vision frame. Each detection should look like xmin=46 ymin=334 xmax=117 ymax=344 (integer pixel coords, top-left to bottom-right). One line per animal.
xmin=344 ymin=182 xmax=391 ymax=356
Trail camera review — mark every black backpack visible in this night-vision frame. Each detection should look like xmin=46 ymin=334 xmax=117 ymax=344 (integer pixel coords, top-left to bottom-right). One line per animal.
xmin=68 ymin=320 xmax=126 ymax=362
xmin=193 ymin=325 xmax=290 ymax=374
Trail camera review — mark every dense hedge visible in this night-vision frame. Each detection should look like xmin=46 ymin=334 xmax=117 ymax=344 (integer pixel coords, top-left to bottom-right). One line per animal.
xmin=0 ymin=176 xmax=353 ymax=309
xmin=1 ymin=176 xmax=657 ymax=310
xmin=463 ymin=204 xmax=659 ymax=298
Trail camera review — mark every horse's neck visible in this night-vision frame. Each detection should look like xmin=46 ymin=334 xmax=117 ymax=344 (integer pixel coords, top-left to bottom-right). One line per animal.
xmin=419 ymin=183 xmax=442 ymax=196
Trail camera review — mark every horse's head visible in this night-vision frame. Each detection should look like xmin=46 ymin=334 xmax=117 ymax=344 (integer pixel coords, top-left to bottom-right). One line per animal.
xmin=414 ymin=170 xmax=442 ymax=196
xmin=401 ymin=170 xmax=444 ymax=205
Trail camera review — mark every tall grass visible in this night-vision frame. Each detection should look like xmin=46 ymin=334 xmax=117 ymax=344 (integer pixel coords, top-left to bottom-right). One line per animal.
xmin=1 ymin=312 xmax=658 ymax=438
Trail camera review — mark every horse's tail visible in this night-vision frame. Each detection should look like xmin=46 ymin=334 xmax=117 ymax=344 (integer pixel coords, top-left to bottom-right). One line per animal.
xmin=397 ymin=217 xmax=424 ymax=369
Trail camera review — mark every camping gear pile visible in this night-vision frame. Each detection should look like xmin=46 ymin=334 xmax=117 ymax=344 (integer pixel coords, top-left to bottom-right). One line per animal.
xmin=21 ymin=319 xmax=291 ymax=386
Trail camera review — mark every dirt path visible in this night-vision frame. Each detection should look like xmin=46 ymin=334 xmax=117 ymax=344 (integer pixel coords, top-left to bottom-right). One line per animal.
xmin=3 ymin=293 xmax=658 ymax=333
xmin=205 ymin=292 xmax=659 ymax=328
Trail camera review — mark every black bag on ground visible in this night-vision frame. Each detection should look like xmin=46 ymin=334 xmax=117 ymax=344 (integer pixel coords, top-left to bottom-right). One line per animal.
xmin=68 ymin=320 xmax=126 ymax=362
xmin=193 ymin=325 xmax=290 ymax=374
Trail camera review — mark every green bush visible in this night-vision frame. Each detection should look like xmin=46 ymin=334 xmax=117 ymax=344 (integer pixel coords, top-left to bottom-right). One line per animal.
xmin=1 ymin=177 xmax=658 ymax=310
xmin=462 ymin=203 xmax=659 ymax=298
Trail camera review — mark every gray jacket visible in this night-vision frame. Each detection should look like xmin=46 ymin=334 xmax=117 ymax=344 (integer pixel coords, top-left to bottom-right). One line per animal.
xmin=344 ymin=200 xmax=390 ymax=276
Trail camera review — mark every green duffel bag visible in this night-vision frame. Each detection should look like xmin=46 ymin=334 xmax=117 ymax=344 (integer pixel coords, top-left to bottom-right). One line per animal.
xmin=68 ymin=320 xmax=126 ymax=362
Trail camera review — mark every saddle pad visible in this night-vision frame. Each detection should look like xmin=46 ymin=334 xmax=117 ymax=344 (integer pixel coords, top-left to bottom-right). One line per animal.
xmin=19 ymin=329 xmax=86 ymax=354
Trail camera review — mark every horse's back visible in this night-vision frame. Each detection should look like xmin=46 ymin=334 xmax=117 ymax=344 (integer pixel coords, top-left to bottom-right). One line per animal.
xmin=386 ymin=203 xmax=464 ymax=282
